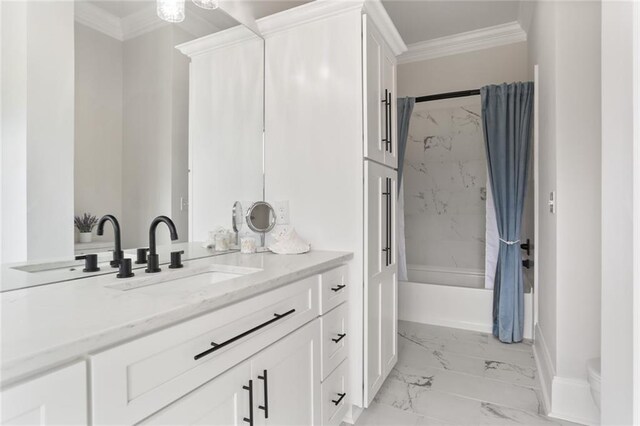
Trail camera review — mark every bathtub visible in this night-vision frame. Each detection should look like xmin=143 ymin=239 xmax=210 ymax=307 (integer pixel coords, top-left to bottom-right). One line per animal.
xmin=400 ymin=264 xmax=533 ymax=339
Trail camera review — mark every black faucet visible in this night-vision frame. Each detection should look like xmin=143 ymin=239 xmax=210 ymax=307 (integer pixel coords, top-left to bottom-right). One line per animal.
xmin=146 ymin=215 xmax=179 ymax=273
xmin=96 ymin=214 xmax=123 ymax=268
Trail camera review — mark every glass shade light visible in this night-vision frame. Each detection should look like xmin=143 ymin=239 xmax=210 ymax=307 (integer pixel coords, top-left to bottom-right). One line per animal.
xmin=157 ymin=0 xmax=185 ymax=23
xmin=192 ymin=0 xmax=219 ymax=10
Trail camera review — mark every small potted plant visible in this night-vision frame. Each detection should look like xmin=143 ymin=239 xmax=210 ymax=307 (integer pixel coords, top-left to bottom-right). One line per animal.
xmin=75 ymin=213 xmax=99 ymax=243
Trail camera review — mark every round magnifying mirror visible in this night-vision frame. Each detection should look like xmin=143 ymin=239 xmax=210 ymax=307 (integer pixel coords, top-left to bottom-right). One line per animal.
xmin=246 ymin=201 xmax=276 ymax=233
xmin=232 ymin=201 xmax=243 ymax=233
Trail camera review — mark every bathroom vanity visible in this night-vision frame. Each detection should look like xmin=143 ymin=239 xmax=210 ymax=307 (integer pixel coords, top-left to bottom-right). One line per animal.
xmin=1 ymin=248 xmax=352 ymax=425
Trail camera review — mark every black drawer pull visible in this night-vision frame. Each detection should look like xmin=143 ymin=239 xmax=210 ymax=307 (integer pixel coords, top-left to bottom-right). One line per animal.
xmin=332 ymin=333 xmax=346 ymax=343
xmin=332 ymin=392 xmax=346 ymax=405
xmin=330 ymin=284 xmax=346 ymax=292
xmin=194 ymin=309 xmax=296 ymax=360
xmin=243 ymin=380 xmax=253 ymax=425
xmin=258 ymin=369 xmax=269 ymax=419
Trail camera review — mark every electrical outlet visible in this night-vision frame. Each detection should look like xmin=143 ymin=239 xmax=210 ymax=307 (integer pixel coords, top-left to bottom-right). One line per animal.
xmin=274 ymin=201 xmax=290 ymax=225
xmin=273 ymin=225 xmax=291 ymax=239
xmin=180 ymin=197 xmax=188 ymax=211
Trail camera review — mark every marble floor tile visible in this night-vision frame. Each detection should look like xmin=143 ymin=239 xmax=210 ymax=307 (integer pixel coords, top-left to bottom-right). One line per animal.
xmin=355 ymin=322 xmax=582 ymax=426
xmin=398 ymin=335 xmax=538 ymax=388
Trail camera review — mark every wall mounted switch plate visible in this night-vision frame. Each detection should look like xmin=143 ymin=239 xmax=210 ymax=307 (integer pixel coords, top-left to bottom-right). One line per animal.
xmin=275 ymin=201 xmax=290 ymax=225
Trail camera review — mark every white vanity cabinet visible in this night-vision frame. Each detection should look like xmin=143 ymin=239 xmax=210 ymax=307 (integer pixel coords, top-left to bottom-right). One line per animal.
xmin=142 ymin=319 xmax=321 ymax=426
xmin=87 ymin=264 xmax=349 ymax=425
xmin=0 ymin=362 xmax=87 ymax=425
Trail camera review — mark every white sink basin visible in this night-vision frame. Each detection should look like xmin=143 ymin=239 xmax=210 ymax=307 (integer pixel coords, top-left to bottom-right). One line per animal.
xmin=106 ymin=264 xmax=261 ymax=291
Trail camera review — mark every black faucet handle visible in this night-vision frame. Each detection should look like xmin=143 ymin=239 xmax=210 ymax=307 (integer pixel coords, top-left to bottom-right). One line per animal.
xmin=82 ymin=254 xmax=100 ymax=273
xmin=169 ymin=250 xmax=184 ymax=269
xmin=117 ymin=258 xmax=134 ymax=278
xmin=135 ymin=248 xmax=149 ymax=264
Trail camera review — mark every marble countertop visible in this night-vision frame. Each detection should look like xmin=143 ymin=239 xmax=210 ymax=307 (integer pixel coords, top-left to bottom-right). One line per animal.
xmin=0 ymin=248 xmax=352 ymax=387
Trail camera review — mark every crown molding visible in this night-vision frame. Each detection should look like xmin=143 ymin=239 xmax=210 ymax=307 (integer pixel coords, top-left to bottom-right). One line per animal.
xmin=74 ymin=1 xmax=123 ymax=41
xmin=256 ymin=0 xmax=364 ymax=37
xmin=75 ymin=2 xmax=219 ymax=42
xmin=120 ymin=5 xmax=166 ymax=41
xmin=397 ymin=21 xmax=527 ymax=65
xmin=176 ymin=25 xmax=258 ymax=57
xmin=362 ymin=0 xmax=407 ymax=56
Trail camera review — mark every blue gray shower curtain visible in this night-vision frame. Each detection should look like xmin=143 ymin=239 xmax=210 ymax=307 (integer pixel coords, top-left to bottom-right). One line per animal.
xmin=481 ymin=82 xmax=533 ymax=343
xmin=397 ymin=97 xmax=415 ymax=190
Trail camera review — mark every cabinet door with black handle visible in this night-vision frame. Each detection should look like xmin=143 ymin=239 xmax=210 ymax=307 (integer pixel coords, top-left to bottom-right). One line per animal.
xmin=140 ymin=361 xmax=252 ymax=426
xmin=250 ymin=319 xmax=321 ymax=426
xmin=364 ymin=160 xmax=398 ymax=406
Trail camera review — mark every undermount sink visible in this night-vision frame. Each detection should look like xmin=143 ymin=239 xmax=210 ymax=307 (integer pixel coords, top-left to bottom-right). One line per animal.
xmin=12 ymin=252 xmax=128 ymax=273
xmin=106 ymin=264 xmax=261 ymax=291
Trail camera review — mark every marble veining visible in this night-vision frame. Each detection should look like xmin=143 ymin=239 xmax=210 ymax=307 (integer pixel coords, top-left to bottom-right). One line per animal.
xmin=356 ymin=321 xmax=580 ymax=426
xmin=403 ymin=97 xmax=487 ymax=273
xmin=0 ymin=247 xmax=352 ymax=387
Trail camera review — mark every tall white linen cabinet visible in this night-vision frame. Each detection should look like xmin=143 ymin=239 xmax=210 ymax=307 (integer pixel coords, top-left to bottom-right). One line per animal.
xmin=264 ymin=0 xmax=406 ymax=416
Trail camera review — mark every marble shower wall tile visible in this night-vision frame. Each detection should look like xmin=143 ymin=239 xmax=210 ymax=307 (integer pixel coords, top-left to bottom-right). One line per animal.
xmin=404 ymin=98 xmax=487 ymax=272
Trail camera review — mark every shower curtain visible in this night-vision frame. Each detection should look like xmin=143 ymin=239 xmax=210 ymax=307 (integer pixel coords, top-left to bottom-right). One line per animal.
xmin=397 ymin=97 xmax=415 ymax=282
xmin=481 ymin=82 xmax=533 ymax=343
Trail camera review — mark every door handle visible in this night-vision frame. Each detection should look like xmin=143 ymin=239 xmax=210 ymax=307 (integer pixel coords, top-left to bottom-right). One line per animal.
xmin=243 ymin=380 xmax=254 ymax=425
xmin=332 ymin=333 xmax=346 ymax=343
xmin=194 ymin=309 xmax=296 ymax=360
xmin=331 ymin=284 xmax=346 ymax=292
xmin=332 ymin=392 xmax=347 ymax=405
xmin=258 ymin=369 xmax=269 ymax=419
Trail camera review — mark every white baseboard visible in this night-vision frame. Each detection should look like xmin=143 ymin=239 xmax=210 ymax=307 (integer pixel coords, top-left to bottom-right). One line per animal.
xmin=549 ymin=376 xmax=600 ymax=425
xmin=399 ymin=281 xmax=533 ymax=339
xmin=533 ymin=324 xmax=600 ymax=425
xmin=342 ymin=404 xmax=363 ymax=424
xmin=533 ymin=324 xmax=554 ymax=413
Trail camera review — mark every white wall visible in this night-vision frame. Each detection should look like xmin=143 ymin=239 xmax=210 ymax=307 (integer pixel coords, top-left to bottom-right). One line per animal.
xmin=600 ymin=1 xmax=636 ymax=423
xmin=528 ymin=1 xmax=601 ymax=423
xmin=74 ymin=23 xmax=123 ymax=243
xmin=397 ymin=42 xmax=529 ymax=98
xmin=1 ymin=1 xmax=74 ymax=262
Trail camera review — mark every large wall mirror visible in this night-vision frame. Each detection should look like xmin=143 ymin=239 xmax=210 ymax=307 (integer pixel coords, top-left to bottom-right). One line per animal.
xmin=1 ymin=0 xmax=265 ymax=266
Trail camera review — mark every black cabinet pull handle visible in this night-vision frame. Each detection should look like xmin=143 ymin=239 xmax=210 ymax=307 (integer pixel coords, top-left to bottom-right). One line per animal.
xmin=331 ymin=284 xmax=346 ymax=292
xmin=388 ymin=91 xmax=393 ymax=154
xmin=194 ymin=309 xmax=296 ymax=360
xmin=388 ymin=177 xmax=392 ymax=264
xmin=243 ymin=380 xmax=253 ymax=425
xmin=522 ymin=259 xmax=532 ymax=269
xmin=332 ymin=333 xmax=346 ymax=344
xmin=381 ymin=89 xmax=389 ymax=148
xmin=520 ymin=238 xmax=531 ymax=256
xmin=332 ymin=392 xmax=347 ymax=405
xmin=258 ymin=369 xmax=269 ymax=419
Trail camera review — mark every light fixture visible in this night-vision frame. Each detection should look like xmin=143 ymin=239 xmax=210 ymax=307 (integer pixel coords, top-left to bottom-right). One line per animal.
xmin=192 ymin=0 xmax=219 ymax=10
xmin=157 ymin=0 xmax=185 ymax=23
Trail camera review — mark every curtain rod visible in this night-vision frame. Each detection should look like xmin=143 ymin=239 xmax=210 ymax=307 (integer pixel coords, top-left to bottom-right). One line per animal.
xmin=415 ymin=89 xmax=481 ymax=103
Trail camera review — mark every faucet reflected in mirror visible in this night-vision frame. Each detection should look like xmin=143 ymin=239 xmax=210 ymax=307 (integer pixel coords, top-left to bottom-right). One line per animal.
xmin=96 ymin=215 xmax=123 ymax=268
xmin=146 ymin=216 xmax=179 ymax=273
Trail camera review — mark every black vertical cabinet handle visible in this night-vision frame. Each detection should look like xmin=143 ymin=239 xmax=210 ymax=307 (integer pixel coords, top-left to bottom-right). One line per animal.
xmin=382 ymin=180 xmax=391 ymax=267
xmin=243 ymin=380 xmax=254 ymax=425
xmin=258 ymin=369 xmax=269 ymax=419
xmin=388 ymin=91 xmax=393 ymax=154
xmin=381 ymin=89 xmax=389 ymax=148
xmin=332 ymin=392 xmax=347 ymax=405
xmin=387 ymin=177 xmax=392 ymax=265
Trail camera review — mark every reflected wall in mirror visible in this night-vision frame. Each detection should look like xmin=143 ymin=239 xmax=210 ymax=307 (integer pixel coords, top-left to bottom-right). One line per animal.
xmin=0 ymin=0 xmax=265 ymax=263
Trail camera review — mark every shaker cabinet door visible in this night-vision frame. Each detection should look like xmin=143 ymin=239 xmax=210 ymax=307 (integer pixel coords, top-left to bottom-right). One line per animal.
xmin=251 ymin=319 xmax=322 ymax=426
xmin=364 ymin=161 xmax=398 ymax=406
xmin=140 ymin=361 xmax=252 ymax=426
xmin=363 ymin=14 xmax=385 ymax=164
xmin=381 ymin=47 xmax=397 ymax=169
